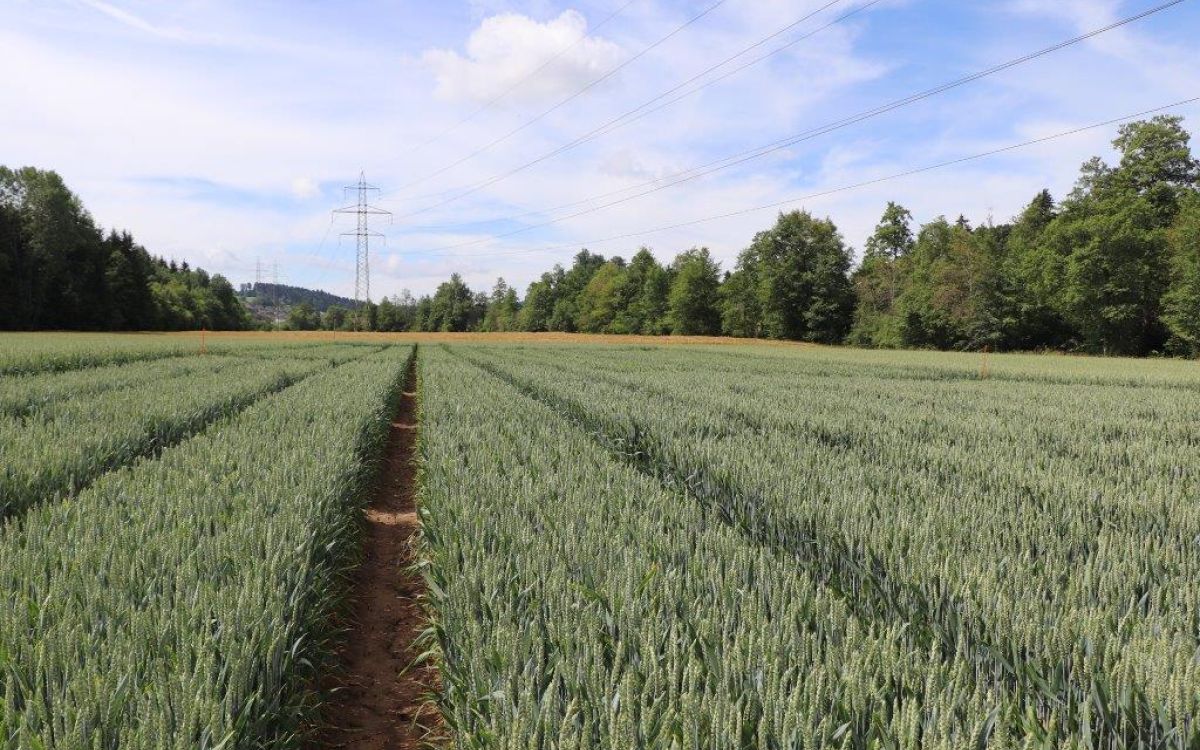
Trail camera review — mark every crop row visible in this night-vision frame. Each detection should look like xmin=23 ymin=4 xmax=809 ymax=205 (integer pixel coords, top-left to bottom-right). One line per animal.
xmin=688 ymin=343 xmax=1200 ymax=389
xmin=419 ymin=346 xmax=1031 ymax=749
xmin=0 ymin=345 xmax=412 ymax=749
xmin=0 ymin=334 xmax=202 ymax=376
xmin=232 ymin=343 xmax=384 ymax=362
xmin=0 ymin=334 xmax=382 ymax=377
xmin=0 ymin=343 xmax=385 ymax=420
xmin=0 ymin=354 xmax=356 ymax=521
xmin=0 ymin=355 xmax=243 ymax=418
xmin=446 ymin=344 xmax=1200 ymax=748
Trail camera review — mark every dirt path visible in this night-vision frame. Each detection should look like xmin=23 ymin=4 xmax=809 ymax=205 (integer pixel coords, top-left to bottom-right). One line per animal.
xmin=313 ymin=355 xmax=440 ymax=749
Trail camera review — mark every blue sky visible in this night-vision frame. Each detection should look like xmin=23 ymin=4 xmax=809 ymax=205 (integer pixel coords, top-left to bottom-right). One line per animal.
xmin=2 ymin=0 xmax=1198 ymax=299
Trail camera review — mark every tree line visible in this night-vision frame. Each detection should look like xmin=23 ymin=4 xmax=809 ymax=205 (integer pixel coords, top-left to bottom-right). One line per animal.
xmin=6 ymin=116 xmax=1198 ymax=355
xmin=0 ymin=167 xmax=249 ymax=331
xmin=302 ymin=116 xmax=1200 ymax=357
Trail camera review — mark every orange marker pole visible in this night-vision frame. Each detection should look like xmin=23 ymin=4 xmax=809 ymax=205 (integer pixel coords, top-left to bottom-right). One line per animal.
xmin=200 ymin=327 xmax=207 ymax=355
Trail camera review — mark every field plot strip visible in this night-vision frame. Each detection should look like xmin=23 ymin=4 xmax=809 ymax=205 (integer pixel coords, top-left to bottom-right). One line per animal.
xmin=464 ymin=350 xmax=1041 ymax=716
xmin=0 ymin=335 xmax=386 ymax=377
xmin=0 ymin=344 xmax=383 ymax=521
xmin=0 ymin=338 xmax=196 ymax=377
xmin=491 ymin=347 xmax=1196 ymax=745
xmin=0 ymin=346 xmax=411 ymax=749
xmin=450 ymin=344 xmax=1200 ymax=748
xmin=233 ymin=343 xmax=388 ymax=363
xmin=312 ymin=349 xmax=440 ymax=749
xmin=419 ymin=344 xmax=1020 ymax=747
xmin=0 ymin=354 xmax=237 ymax=418
xmin=497 ymin=345 xmax=1198 ymax=543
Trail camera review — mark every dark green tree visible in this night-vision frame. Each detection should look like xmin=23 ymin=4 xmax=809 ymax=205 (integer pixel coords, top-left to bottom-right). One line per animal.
xmin=482 ymin=278 xmax=520 ymax=332
xmin=896 ymin=217 xmax=1008 ymax=349
xmin=284 ymin=302 xmax=320 ymax=331
xmin=719 ymin=266 xmax=760 ymax=338
xmin=1041 ymin=117 xmax=1197 ymax=354
xmin=726 ymin=211 xmax=854 ymax=342
xmin=102 ymin=232 xmax=154 ymax=330
xmin=576 ymin=261 xmax=625 ymax=333
xmin=412 ymin=295 xmax=433 ymax=331
xmin=849 ymin=202 xmax=915 ymax=347
xmin=0 ymin=199 xmax=23 ymax=327
xmin=427 ymin=273 xmax=477 ymax=332
xmin=518 ymin=269 xmax=561 ymax=332
xmin=377 ymin=290 xmax=418 ymax=332
xmin=866 ymin=201 xmax=915 ymax=261
xmin=1163 ymin=193 xmax=1200 ymax=355
xmin=322 ymin=305 xmax=349 ymax=330
xmin=667 ymin=247 xmax=721 ymax=335
xmin=611 ymin=248 xmax=670 ymax=334
xmin=1108 ymin=115 xmax=1200 ymax=222
xmin=1 ymin=167 xmax=105 ymax=328
xmin=1057 ymin=195 xmax=1168 ymax=354
xmin=0 ymin=165 xmax=250 ymax=331
xmin=546 ymin=250 xmax=606 ymax=332
xmin=1002 ymin=190 xmax=1070 ymax=348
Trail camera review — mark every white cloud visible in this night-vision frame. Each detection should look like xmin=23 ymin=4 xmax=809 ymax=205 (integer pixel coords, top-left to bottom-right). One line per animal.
xmin=422 ymin=10 xmax=624 ymax=105
xmin=291 ymin=177 xmax=320 ymax=199
xmin=596 ymin=147 xmax=686 ymax=182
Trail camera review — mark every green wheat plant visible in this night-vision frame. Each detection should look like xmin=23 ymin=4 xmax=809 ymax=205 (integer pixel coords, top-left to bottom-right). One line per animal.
xmin=0 ymin=356 xmax=337 ymax=520
xmin=0 ymin=345 xmax=411 ymax=749
xmin=421 ymin=342 xmax=1200 ymax=749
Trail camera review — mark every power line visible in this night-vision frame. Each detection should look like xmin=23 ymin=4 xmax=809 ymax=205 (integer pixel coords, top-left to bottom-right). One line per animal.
xmin=387 ymin=0 xmax=878 ymax=217
xmin=294 ymin=215 xmax=342 ymax=294
xmin=281 ymin=203 xmax=358 ymax=303
xmin=410 ymin=96 xmax=1200 ymax=260
xmin=402 ymin=0 xmax=1185 ymax=253
xmin=384 ymin=0 xmax=732 ymax=196
xmin=390 ymin=0 xmax=639 ymax=166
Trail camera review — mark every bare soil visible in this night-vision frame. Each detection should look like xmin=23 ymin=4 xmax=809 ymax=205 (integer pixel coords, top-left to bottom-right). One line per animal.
xmin=312 ymin=357 xmax=441 ymax=749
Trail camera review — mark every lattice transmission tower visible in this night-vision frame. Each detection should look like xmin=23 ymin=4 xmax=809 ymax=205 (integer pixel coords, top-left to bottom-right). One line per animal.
xmin=333 ymin=172 xmax=391 ymax=305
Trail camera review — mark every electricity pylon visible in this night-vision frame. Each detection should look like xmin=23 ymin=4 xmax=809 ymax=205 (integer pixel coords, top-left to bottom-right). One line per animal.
xmin=333 ymin=172 xmax=391 ymax=306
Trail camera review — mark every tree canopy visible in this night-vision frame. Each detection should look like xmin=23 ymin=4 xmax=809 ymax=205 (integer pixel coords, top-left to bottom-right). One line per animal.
xmin=845 ymin=116 xmax=1199 ymax=356
xmin=0 ymin=166 xmax=249 ymax=331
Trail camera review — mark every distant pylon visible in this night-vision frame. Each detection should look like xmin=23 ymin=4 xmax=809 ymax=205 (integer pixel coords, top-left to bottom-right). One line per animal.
xmin=333 ymin=172 xmax=391 ymax=305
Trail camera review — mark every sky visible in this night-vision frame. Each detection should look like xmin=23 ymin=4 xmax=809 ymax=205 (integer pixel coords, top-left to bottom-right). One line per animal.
xmin=2 ymin=0 xmax=1198 ymax=300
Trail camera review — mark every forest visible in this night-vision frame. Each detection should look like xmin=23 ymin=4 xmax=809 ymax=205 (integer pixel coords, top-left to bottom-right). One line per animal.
xmin=0 ymin=167 xmax=248 ymax=331
xmin=238 ymin=282 xmax=356 ymax=312
xmin=6 ymin=116 xmax=1199 ymax=356
xmin=304 ymin=116 xmax=1200 ymax=357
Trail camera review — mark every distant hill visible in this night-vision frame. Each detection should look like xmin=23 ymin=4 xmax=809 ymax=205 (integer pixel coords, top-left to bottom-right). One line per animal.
xmin=236 ymin=282 xmax=356 ymax=312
